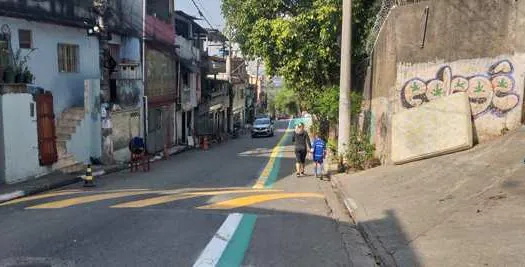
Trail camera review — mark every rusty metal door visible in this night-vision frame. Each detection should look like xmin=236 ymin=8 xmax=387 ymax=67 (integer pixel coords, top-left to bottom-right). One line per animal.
xmin=36 ymin=93 xmax=58 ymax=166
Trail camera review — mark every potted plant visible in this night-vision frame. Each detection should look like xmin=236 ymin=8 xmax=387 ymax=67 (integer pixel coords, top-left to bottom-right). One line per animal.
xmin=11 ymin=48 xmax=36 ymax=84
xmin=3 ymin=65 xmax=14 ymax=83
xmin=22 ymin=67 xmax=33 ymax=83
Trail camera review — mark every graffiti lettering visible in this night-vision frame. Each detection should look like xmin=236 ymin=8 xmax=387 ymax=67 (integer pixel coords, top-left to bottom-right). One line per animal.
xmin=400 ymin=60 xmax=519 ymax=119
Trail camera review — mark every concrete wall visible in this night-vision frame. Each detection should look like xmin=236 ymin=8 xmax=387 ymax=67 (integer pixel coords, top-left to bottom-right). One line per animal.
xmin=0 ymin=94 xmax=48 ymax=184
xmin=112 ymin=108 xmax=141 ymax=162
xmin=0 ymin=16 xmax=100 ymax=115
xmin=368 ymin=0 xmax=525 ymax=163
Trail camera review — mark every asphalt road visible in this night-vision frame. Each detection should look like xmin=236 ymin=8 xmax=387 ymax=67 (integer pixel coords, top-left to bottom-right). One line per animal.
xmin=0 ymin=120 xmax=373 ymax=267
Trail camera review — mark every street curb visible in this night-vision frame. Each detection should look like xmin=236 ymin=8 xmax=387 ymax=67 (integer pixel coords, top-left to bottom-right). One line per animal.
xmin=0 ymin=146 xmax=191 ymax=205
xmin=330 ymin=175 xmax=398 ymax=267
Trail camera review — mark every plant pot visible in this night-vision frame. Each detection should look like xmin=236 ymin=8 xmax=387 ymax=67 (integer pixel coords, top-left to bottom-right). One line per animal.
xmin=4 ymin=68 xmax=14 ymax=83
xmin=14 ymin=72 xmax=23 ymax=83
xmin=23 ymin=71 xmax=33 ymax=84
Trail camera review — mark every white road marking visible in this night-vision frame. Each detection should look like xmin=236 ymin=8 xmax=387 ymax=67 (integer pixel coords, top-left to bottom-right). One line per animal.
xmin=193 ymin=213 xmax=244 ymax=267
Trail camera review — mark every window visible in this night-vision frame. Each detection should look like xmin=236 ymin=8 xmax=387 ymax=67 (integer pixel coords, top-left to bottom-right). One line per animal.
xmin=57 ymin=44 xmax=79 ymax=73
xmin=18 ymin=29 xmax=32 ymax=49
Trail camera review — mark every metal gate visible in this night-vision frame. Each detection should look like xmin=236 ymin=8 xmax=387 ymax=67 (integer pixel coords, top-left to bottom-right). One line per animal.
xmin=36 ymin=93 xmax=58 ymax=166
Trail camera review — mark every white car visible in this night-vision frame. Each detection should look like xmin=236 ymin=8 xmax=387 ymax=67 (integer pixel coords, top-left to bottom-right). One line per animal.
xmin=251 ymin=118 xmax=274 ymax=138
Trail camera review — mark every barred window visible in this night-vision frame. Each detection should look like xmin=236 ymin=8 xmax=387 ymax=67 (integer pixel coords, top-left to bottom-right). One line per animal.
xmin=57 ymin=43 xmax=79 ymax=73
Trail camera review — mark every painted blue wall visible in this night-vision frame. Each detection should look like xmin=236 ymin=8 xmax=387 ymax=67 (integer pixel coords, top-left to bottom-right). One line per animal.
xmin=0 ymin=16 xmax=100 ymax=115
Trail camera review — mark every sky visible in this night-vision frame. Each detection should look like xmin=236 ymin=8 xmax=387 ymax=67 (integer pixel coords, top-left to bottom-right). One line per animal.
xmin=175 ymin=0 xmax=273 ymax=83
xmin=175 ymin=0 xmax=225 ymax=30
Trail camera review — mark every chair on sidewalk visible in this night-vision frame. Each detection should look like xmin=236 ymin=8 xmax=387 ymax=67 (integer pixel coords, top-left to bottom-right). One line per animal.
xmin=129 ymin=137 xmax=150 ymax=172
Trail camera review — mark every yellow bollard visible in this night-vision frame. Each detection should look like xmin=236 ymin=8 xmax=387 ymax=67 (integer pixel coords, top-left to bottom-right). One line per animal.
xmin=83 ymin=164 xmax=95 ymax=187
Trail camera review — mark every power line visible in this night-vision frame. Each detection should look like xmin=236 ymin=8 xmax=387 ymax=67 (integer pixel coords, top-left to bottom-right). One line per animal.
xmin=189 ymin=0 xmax=215 ymax=30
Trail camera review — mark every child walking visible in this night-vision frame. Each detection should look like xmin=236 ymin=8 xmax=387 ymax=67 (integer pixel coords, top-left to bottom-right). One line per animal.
xmin=311 ymin=134 xmax=327 ymax=179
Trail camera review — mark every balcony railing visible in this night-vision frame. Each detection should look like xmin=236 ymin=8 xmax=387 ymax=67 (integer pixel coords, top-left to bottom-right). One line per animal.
xmin=175 ymin=35 xmax=201 ymax=62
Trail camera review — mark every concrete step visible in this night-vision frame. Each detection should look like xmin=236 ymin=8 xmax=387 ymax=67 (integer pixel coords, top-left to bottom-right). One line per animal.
xmin=60 ymin=162 xmax=85 ymax=174
xmin=56 ymin=140 xmax=67 ymax=156
xmin=61 ymin=113 xmax=84 ymax=121
xmin=57 ymin=133 xmax=72 ymax=141
xmin=56 ymin=126 xmax=76 ymax=135
xmin=66 ymin=107 xmax=85 ymax=115
xmin=57 ymin=118 xmax=80 ymax=128
xmin=53 ymin=155 xmax=76 ymax=170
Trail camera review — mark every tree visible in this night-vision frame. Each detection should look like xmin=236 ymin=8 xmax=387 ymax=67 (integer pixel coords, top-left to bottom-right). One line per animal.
xmin=273 ymin=86 xmax=299 ymax=115
xmin=222 ymin=0 xmax=378 ymax=99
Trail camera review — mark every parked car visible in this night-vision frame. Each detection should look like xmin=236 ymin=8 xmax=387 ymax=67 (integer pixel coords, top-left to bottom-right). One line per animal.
xmin=251 ymin=118 xmax=274 ymax=138
xmin=277 ymin=114 xmax=290 ymax=120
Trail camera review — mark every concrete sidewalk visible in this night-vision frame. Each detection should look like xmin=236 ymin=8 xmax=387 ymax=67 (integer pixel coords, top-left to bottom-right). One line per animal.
xmin=0 ymin=145 xmax=190 ymax=204
xmin=332 ymin=126 xmax=525 ymax=266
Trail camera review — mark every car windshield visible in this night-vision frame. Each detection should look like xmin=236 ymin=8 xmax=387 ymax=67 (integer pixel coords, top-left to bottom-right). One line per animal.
xmin=254 ymin=119 xmax=270 ymax=125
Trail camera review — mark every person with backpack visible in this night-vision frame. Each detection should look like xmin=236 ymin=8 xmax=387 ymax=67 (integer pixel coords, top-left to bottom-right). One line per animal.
xmin=292 ymin=122 xmax=311 ymax=177
xmin=311 ymin=133 xmax=327 ymax=179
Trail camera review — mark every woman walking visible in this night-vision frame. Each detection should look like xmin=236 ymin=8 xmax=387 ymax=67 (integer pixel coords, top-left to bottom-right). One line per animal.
xmin=292 ymin=122 xmax=311 ymax=177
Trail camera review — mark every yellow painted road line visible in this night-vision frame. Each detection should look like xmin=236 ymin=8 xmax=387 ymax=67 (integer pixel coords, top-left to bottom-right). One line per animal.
xmin=112 ymin=194 xmax=198 ymax=208
xmin=0 ymin=190 xmax=81 ymax=207
xmin=253 ymin=121 xmax=293 ymax=189
xmin=252 ymin=145 xmax=283 ymax=189
xmin=157 ymin=187 xmax=261 ymax=195
xmin=187 ymin=189 xmax=281 ymax=196
xmin=113 ymin=189 xmax=281 ymax=208
xmin=26 ymin=191 xmax=155 ymax=209
xmin=196 ymin=193 xmax=324 ymax=210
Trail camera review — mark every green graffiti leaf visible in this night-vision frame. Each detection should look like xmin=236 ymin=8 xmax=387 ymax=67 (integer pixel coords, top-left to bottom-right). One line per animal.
xmin=497 ymin=78 xmax=508 ymax=89
xmin=432 ymin=84 xmax=444 ymax=97
xmin=455 ymin=80 xmax=465 ymax=89
xmin=410 ymin=82 xmax=420 ymax=93
xmin=474 ymin=81 xmax=484 ymax=93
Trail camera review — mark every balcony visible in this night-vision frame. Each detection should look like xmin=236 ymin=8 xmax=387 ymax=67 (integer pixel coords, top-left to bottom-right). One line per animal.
xmin=145 ymin=15 xmax=175 ymax=46
xmin=175 ymin=35 xmax=201 ymax=62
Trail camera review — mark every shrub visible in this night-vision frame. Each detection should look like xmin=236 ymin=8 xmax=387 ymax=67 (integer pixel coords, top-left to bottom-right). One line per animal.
xmin=343 ymin=128 xmax=378 ymax=171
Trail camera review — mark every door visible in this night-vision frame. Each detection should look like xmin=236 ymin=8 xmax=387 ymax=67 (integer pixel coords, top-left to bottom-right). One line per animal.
xmin=36 ymin=93 xmax=58 ymax=166
xmin=147 ymin=108 xmax=163 ymax=153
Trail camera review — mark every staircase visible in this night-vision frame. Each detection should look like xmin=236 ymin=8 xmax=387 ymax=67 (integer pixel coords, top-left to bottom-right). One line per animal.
xmin=54 ymin=107 xmax=85 ymax=174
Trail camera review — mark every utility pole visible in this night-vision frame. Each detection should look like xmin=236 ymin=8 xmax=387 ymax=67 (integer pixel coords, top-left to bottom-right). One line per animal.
xmin=93 ymin=0 xmax=110 ymax=103
xmin=93 ymin=0 xmax=113 ymax=164
xmin=254 ymin=58 xmax=260 ymax=116
xmin=338 ymin=0 xmax=352 ymax=155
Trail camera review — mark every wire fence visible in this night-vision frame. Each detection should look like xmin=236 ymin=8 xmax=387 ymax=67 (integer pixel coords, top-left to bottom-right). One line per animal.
xmin=365 ymin=0 xmax=430 ymax=54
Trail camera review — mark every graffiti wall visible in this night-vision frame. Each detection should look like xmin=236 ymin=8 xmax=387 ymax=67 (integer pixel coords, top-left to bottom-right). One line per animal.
xmin=396 ymin=57 xmax=525 ymax=142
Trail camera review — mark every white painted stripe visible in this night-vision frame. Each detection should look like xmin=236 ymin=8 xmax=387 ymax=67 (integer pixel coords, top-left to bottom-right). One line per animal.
xmin=193 ymin=213 xmax=244 ymax=267
xmin=0 ymin=190 xmax=25 ymax=202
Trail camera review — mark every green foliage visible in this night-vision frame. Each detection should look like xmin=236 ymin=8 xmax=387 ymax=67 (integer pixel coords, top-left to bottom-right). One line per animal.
xmin=306 ymin=87 xmax=362 ymax=125
xmin=222 ymin=0 xmax=379 ymax=110
xmin=273 ymin=86 xmax=299 ymax=115
xmin=327 ymin=137 xmax=338 ymax=156
xmin=343 ymin=127 xmax=378 ymax=170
